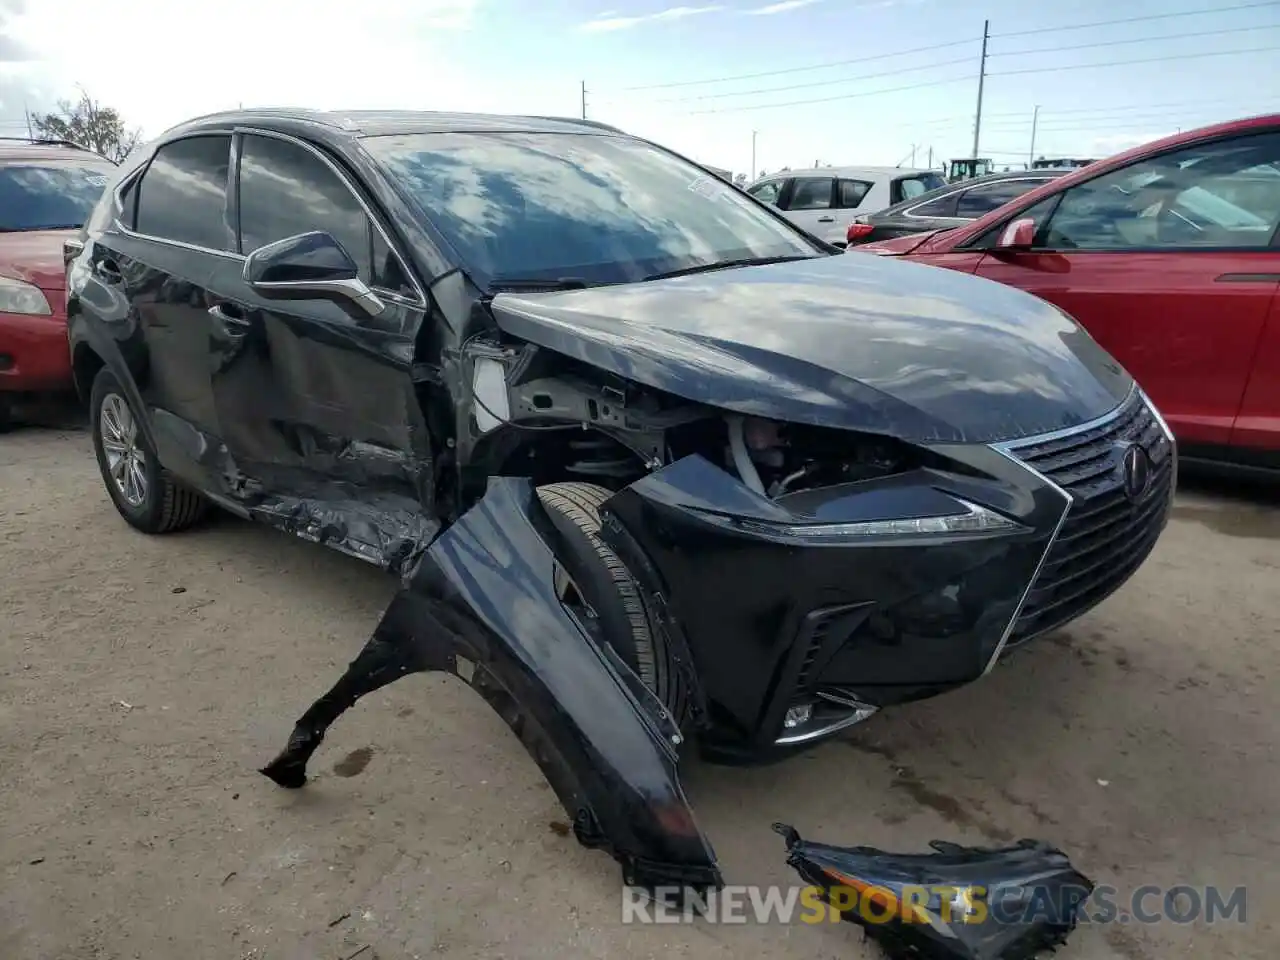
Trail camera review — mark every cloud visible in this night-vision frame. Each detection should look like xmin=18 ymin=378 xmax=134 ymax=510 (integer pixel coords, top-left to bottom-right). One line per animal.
xmin=578 ymin=4 xmax=722 ymax=32
xmin=745 ymin=0 xmax=821 ymax=13
xmin=1 ymin=0 xmax=485 ymax=135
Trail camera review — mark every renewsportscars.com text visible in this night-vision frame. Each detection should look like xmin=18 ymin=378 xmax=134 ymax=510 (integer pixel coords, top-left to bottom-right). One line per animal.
xmin=621 ymin=883 xmax=1247 ymax=926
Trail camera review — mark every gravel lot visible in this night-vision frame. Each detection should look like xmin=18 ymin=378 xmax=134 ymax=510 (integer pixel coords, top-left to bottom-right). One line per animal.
xmin=2 ymin=425 xmax=1277 ymax=960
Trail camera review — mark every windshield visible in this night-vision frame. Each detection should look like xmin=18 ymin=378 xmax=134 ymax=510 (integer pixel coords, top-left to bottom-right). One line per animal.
xmin=364 ymin=131 xmax=821 ymax=287
xmin=0 ymin=161 xmax=113 ymax=231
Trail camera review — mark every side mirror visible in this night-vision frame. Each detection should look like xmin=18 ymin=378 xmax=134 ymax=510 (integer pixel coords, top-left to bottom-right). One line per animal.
xmin=994 ymin=217 xmax=1036 ymax=252
xmin=243 ymin=231 xmax=385 ymax=318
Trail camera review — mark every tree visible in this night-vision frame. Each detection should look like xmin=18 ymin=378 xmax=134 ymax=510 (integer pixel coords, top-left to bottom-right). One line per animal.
xmin=733 ymin=172 xmax=747 ymax=187
xmin=31 ymin=88 xmax=140 ymax=163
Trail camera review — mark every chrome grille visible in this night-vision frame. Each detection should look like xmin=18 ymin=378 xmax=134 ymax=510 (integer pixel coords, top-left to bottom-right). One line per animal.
xmin=1002 ymin=390 xmax=1174 ymax=647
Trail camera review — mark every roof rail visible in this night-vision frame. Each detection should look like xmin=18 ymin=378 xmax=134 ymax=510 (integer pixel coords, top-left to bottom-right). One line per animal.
xmin=0 ymin=136 xmax=96 ymax=152
xmin=524 ymin=115 xmax=625 ymax=134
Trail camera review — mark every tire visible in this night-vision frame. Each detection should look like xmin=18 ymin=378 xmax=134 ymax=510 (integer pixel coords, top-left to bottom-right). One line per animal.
xmin=536 ymin=481 xmax=689 ymax=727
xmin=89 ymin=367 xmax=209 ymax=534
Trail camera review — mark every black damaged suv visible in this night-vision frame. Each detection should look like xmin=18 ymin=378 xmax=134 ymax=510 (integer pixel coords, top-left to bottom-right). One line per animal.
xmin=66 ymin=110 xmax=1175 ymax=889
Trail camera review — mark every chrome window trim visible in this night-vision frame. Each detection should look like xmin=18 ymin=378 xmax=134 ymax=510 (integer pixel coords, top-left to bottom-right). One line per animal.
xmin=982 ymin=382 xmax=1141 ymax=673
xmin=111 ymin=127 xmax=428 ymax=309
xmin=903 ymin=176 xmax=1053 ymax=221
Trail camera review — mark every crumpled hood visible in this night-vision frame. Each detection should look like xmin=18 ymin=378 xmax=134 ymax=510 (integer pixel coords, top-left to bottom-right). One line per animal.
xmin=0 ymin=229 xmax=73 ymax=292
xmin=489 ymin=253 xmax=1133 ymax=445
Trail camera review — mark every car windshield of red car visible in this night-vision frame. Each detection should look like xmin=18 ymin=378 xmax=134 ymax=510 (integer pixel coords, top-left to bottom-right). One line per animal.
xmin=0 ymin=162 xmax=112 ymax=232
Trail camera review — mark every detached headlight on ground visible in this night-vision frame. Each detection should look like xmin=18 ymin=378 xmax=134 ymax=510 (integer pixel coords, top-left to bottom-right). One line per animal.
xmin=0 ymin=277 xmax=52 ymax=316
xmin=725 ymin=498 xmax=1026 ymax=544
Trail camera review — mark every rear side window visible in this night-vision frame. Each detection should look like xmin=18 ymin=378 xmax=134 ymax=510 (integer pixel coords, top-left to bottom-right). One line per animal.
xmin=134 ymin=136 xmax=233 ymax=250
xmin=786 ymin=177 xmax=834 ymax=210
xmin=837 ymin=179 xmax=872 ymax=209
xmin=907 ymin=192 xmax=960 ymax=218
xmin=955 ymin=179 xmax=1045 ymax=218
xmin=238 ymin=134 xmax=373 ymax=280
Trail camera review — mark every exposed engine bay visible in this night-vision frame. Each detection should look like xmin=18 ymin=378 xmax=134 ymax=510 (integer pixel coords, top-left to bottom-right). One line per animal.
xmin=457 ymin=336 xmax=917 ymax=507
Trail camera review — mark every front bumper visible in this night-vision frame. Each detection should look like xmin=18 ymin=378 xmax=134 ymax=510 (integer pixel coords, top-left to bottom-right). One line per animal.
xmin=601 ymin=385 xmax=1174 ymax=762
xmin=0 ymin=300 xmax=72 ymax=393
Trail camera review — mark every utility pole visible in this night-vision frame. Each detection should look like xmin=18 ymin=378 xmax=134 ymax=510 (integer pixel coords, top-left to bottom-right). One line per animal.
xmin=971 ymin=19 xmax=989 ymax=160
xmin=580 ymin=81 xmax=587 ymax=120
xmin=751 ymin=130 xmax=758 ymax=179
xmin=910 ymin=144 xmax=916 ymax=166
xmin=1028 ymin=104 xmax=1039 ymax=168
xmin=927 ymin=145 xmax=933 ymax=168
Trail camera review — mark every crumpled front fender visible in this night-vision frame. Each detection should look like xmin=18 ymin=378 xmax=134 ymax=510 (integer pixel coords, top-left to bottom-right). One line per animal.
xmin=260 ymin=477 xmax=722 ymax=892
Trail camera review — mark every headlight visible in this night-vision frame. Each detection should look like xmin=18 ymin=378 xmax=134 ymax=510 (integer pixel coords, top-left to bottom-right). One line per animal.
xmin=694 ymin=498 xmax=1026 ymax=544
xmin=0 ymin=277 xmax=52 ymax=316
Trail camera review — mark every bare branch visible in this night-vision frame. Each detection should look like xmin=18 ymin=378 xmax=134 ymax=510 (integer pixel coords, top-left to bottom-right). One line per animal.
xmin=28 ymin=88 xmax=140 ymax=162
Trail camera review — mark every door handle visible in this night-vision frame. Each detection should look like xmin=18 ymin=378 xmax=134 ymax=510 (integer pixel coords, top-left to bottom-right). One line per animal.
xmin=93 ymin=259 xmax=122 ymax=284
xmin=817 ymin=216 xmax=835 ymax=223
xmin=208 ymin=303 xmax=251 ymax=328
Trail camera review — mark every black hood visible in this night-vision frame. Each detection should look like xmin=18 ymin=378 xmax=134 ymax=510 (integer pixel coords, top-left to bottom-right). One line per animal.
xmin=489 ymin=253 xmax=1133 ymax=444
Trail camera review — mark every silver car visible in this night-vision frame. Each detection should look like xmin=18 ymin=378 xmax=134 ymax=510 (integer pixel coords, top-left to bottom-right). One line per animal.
xmin=746 ymin=165 xmax=946 ymax=245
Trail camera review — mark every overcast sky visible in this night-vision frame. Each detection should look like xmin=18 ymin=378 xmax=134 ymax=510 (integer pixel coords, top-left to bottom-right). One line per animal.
xmin=1 ymin=0 xmax=1277 ymax=176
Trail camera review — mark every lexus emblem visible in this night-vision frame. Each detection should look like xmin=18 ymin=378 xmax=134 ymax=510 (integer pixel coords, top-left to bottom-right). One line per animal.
xmin=1121 ymin=443 xmax=1153 ymax=502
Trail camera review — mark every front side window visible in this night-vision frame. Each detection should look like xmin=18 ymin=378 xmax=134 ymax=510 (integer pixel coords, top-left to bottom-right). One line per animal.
xmin=134 ymin=136 xmax=233 ymax=250
xmin=238 ymin=134 xmax=373 ymax=278
xmin=363 ymin=132 xmax=820 ymax=286
xmin=0 ymin=160 xmax=113 ymax=232
xmin=748 ymin=180 xmax=782 ymax=205
xmin=786 ymin=177 xmax=834 ymax=211
xmin=1034 ymin=133 xmax=1280 ymax=250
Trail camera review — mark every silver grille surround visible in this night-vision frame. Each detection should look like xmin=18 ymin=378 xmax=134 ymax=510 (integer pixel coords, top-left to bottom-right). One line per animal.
xmin=983 ymin=385 xmax=1174 ymax=672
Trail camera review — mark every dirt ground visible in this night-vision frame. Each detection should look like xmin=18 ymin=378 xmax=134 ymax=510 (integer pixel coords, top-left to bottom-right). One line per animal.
xmin=1 ymin=424 xmax=1277 ymax=960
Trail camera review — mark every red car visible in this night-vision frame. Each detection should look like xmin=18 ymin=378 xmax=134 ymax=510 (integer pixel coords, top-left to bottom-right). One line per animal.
xmin=856 ymin=114 xmax=1280 ymax=472
xmin=0 ymin=139 xmax=115 ymax=428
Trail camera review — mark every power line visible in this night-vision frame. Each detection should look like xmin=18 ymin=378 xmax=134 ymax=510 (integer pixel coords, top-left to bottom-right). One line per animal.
xmin=990 ymin=22 xmax=1279 ymax=58
xmin=651 ymin=55 xmax=976 ymax=104
xmin=612 ymin=37 xmax=977 ymax=92
xmin=990 ymin=1 xmax=1280 ymax=39
xmin=977 ymin=103 xmax=1280 ymax=128
xmin=843 ymin=97 xmax=1276 ymax=132
xmin=988 ymin=44 xmax=1280 ymax=77
xmin=688 ymin=75 xmax=972 ymax=115
xmin=984 ymin=96 xmax=1279 ymax=119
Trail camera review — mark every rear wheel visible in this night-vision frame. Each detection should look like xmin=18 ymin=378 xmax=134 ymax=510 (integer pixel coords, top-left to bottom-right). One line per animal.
xmin=536 ymin=481 xmax=689 ymax=727
xmin=89 ymin=367 xmax=208 ymax=534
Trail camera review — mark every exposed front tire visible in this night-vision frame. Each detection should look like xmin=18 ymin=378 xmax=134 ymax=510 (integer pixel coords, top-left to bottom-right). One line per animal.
xmin=536 ymin=481 xmax=689 ymax=727
xmin=89 ymin=367 xmax=208 ymax=534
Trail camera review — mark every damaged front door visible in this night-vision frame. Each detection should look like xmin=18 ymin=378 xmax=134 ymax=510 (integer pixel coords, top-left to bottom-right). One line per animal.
xmin=204 ymin=130 xmax=437 ymax=570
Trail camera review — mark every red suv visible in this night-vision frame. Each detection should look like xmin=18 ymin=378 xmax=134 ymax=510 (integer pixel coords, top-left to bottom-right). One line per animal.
xmin=857 ymin=114 xmax=1280 ymax=472
xmin=0 ymin=139 xmax=115 ymax=427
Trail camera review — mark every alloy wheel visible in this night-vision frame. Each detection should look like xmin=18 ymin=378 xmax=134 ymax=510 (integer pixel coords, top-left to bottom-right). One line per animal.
xmin=100 ymin=393 xmax=148 ymax=507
